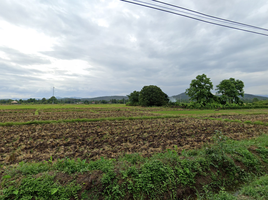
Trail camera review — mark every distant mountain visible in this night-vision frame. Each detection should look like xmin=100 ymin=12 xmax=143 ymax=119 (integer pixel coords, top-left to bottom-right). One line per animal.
xmin=171 ymin=93 xmax=190 ymax=101
xmin=3 ymin=93 xmax=267 ymax=102
xmin=241 ymin=94 xmax=268 ymax=101
xmin=82 ymin=96 xmax=128 ymax=101
xmin=171 ymin=93 xmax=268 ymax=101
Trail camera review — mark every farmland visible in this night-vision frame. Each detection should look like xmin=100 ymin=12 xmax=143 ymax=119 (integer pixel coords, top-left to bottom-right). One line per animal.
xmin=1 ymin=104 xmax=268 ymax=199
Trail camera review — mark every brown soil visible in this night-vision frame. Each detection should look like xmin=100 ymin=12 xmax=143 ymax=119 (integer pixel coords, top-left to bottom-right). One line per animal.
xmin=0 ymin=108 xmax=161 ymax=122
xmin=1 ymin=118 xmax=267 ymax=164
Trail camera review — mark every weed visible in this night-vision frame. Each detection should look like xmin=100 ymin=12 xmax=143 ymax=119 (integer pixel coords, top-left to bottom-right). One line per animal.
xmin=1 ymin=172 xmax=81 ymax=200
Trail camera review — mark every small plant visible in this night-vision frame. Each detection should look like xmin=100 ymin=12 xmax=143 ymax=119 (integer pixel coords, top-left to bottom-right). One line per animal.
xmin=1 ymin=173 xmax=81 ymax=200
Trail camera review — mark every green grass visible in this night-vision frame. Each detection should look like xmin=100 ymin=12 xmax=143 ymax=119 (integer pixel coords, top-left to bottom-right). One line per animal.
xmin=202 ymin=174 xmax=268 ymax=200
xmin=238 ymin=175 xmax=268 ymax=199
xmin=202 ymin=117 xmax=268 ymax=126
xmin=153 ymin=108 xmax=268 ymax=116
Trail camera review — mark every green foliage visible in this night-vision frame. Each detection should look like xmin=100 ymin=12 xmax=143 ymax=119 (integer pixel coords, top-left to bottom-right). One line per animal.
xmin=216 ymin=78 xmax=244 ymax=105
xmin=139 ymin=85 xmax=169 ymax=107
xmin=252 ymin=97 xmax=259 ymax=103
xmin=185 ymin=74 xmax=214 ymax=105
xmin=256 ymin=146 xmax=268 ymax=163
xmin=119 ymin=153 xmax=146 ymax=165
xmin=127 ymin=91 xmax=140 ymax=106
xmin=53 ymin=158 xmax=90 ymax=174
xmin=53 ymin=157 xmax=115 ymax=174
xmin=239 ymin=175 xmax=268 ymax=199
xmin=253 ymin=99 xmax=268 ymax=105
xmin=127 ymin=159 xmax=177 ymax=199
xmin=16 ymin=161 xmax=50 ymax=175
xmin=1 ymin=173 xmax=81 ymax=200
xmin=201 ymin=187 xmax=237 ymax=200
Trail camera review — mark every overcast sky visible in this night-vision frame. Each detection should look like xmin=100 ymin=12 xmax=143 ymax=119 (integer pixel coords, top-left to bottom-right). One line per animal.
xmin=0 ymin=0 xmax=267 ymax=99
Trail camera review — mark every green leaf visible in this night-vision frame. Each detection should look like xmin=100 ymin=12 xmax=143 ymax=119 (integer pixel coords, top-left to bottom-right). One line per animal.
xmin=2 ymin=175 xmax=11 ymax=179
xmin=51 ymin=188 xmax=58 ymax=195
xmin=13 ymin=190 xmax=19 ymax=195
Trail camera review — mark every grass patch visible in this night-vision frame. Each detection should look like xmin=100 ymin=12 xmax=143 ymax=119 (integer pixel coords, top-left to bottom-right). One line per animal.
xmin=1 ymin=172 xmax=81 ymax=200
xmin=153 ymin=108 xmax=268 ymax=116
xmin=239 ymin=174 xmax=268 ymax=199
xmin=0 ymin=115 xmax=183 ymax=126
xmin=201 ymin=117 xmax=268 ymax=126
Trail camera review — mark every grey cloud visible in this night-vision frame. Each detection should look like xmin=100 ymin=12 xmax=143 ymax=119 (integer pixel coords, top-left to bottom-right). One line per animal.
xmin=0 ymin=0 xmax=268 ymax=98
xmin=0 ymin=47 xmax=51 ymax=65
xmin=0 ymin=61 xmax=42 ymax=75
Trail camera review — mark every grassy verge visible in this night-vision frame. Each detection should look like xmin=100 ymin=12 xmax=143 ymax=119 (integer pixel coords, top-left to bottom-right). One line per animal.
xmin=1 ymin=132 xmax=268 ymax=200
xmin=0 ymin=115 xmax=183 ymax=126
xmin=203 ymin=174 xmax=268 ymax=199
xmin=201 ymin=116 xmax=268 ymax=126
xmin=0 ymin=104 xmax=126 ymax=110
xmin=153 ymin=108 xmax=268 ymax=116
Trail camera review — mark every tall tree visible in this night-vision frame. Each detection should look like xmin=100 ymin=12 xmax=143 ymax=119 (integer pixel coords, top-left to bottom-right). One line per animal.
xmin=216 ymin=78 xmax=244 ymax=104
xmin=48 ymin=96 xmax=58 ymax=104
xmin=139 ymin=85 xmax=169 ymax=107
xmin=185 ymin=74 xmax=214 ymax=105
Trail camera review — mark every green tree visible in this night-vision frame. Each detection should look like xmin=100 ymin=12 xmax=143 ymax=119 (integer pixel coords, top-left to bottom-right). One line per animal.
xmin=127 ymin=91 xmax=140 ymax=105
xmin=252 ymin=98 xmax=259 ymax=103
xmin=101 ymin=100 xmax=108 ymax=104
xmin=185 ymin=74 xmax=214 ymax=105
xmin=216 ymin=78 xmax=244 ymax=104
xmin=41 ymin=98 xmax=47 ymax=104
xmin=110 ymin=99 xmax=117 ymax=104
xmin=48 ymin=96 xmax=58 ymax=104
xmin=139 ymin=85 xmax=169 ymax=107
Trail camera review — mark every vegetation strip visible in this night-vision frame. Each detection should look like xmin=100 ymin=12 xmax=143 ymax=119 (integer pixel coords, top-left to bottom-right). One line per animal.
xmin=201 ymin=116 xmax=268 ymax=126
xmin=0 ymin=115 xmax=182 ymax=126
xmin=1 ymin=132 xmax=268 ymax=199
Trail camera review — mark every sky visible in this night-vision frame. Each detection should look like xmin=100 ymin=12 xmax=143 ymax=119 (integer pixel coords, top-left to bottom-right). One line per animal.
xmin=0 ymin=0 xmax=268 ymax=99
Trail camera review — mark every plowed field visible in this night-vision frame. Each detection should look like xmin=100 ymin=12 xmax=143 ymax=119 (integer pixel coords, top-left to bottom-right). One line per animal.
xmin=0 ymin=108 xmax=161 ymax=122
xmin=1 ymin=117 xmax=267 ymax=164
xmin=0 ymin=109 xmax=35 ymax=116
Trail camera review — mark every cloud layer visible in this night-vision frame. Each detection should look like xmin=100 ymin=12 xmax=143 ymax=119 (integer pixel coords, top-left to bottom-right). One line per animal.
xmin=0 ymin=0 xmax=267 ymax=99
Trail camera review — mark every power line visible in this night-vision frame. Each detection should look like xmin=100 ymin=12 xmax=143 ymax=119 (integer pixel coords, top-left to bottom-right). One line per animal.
xmin=152 ymin=0 xmax=268 ymax=32
xmin=121 ymin=0 xmax=268 ymax=37
xmin=132 ymin=0 xmax=248 ymax=27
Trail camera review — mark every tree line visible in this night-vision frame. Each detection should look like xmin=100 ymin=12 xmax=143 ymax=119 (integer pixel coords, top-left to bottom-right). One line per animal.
xmin=185 ymin=74 xmax=244 ymax=106
xmin=0 ymin=97 xmax=128 ymax=105
xmin=128 ymin=74 xmax=246 ymax=108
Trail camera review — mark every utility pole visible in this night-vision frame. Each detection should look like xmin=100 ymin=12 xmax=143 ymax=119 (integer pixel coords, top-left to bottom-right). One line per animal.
xmin=53 ymin=87 xmax=55 ymax=104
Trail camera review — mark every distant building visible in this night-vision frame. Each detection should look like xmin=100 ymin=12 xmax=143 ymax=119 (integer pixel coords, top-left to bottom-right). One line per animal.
xmin=11 ymin=101 xmax=18 ymax=104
